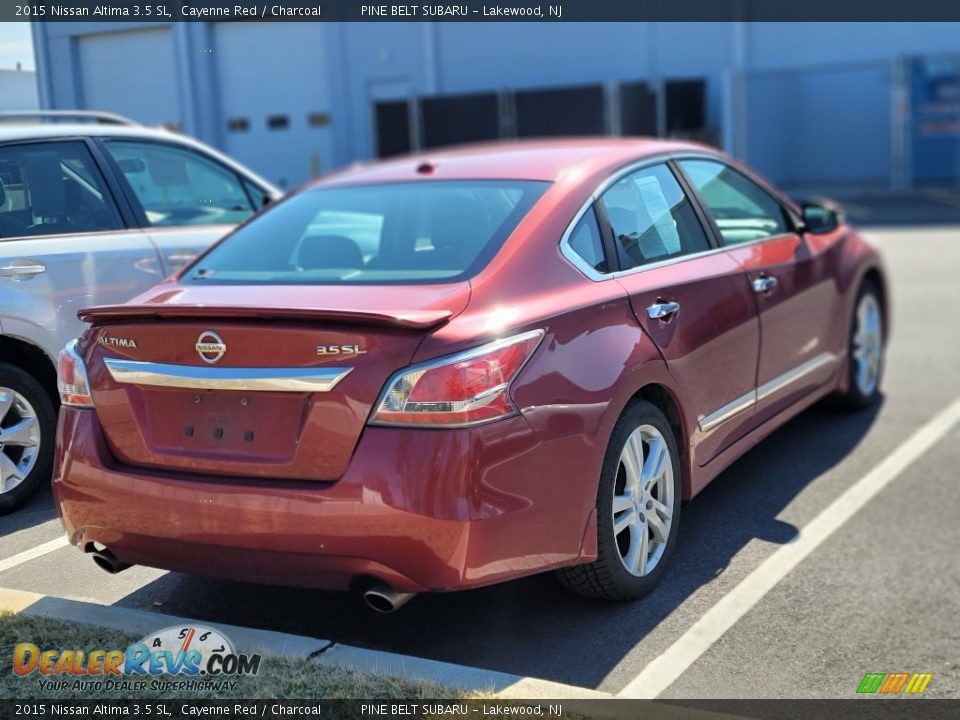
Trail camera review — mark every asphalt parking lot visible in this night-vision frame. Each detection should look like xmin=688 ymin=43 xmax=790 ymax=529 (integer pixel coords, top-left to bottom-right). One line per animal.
xmin=2 ymin=196 xmax=959 ymax=699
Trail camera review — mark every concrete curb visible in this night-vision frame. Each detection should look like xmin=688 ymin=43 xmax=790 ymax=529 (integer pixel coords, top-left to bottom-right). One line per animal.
xmin=0 ymin=587 xmax=327 ymax=658
xmin=0 ymin=586 xmax=608 ymax=700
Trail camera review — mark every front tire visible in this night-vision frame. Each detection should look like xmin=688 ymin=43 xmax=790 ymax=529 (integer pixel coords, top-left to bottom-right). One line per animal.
xmin=557 ymin=400 xmax=681 ymax=600
xmin=0 ymin=363 xmax=56 ymax=515
xmin=838 ymin=282 xmax=884 ymax=410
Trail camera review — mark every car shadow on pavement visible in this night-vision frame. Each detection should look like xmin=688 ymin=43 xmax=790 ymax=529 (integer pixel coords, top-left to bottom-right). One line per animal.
xmin=111 ymin=398 xmax=883 ymax=689
xmin=0 ymin=482 xmax=57 ymax=536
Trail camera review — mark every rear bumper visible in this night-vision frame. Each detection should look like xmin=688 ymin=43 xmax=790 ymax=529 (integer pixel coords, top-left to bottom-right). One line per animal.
xmin=54 ymin=408 xmax=599 ymax=592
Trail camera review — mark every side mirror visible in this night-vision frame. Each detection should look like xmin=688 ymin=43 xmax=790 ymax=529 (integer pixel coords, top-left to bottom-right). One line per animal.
xmin=800 ymin=198 xmax=844 ymax=234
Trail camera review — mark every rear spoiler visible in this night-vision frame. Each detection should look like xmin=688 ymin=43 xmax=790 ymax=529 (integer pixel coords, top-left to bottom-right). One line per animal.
xmin=78 ymin=304 xmax=452 ymax=330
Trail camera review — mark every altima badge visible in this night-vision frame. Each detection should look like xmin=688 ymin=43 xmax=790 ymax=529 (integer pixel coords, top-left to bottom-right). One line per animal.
xmin=196 ymin=331 xmax=227 ymax=364
xmin=98 ymin=335 xmax=138 ymax=349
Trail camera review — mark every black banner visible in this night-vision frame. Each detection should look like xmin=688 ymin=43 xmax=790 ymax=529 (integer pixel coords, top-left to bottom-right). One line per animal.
xmin=8 ymin=0 xmax=960 ymax=23
xmin=3 ymin=700 xmax=960 ymax=720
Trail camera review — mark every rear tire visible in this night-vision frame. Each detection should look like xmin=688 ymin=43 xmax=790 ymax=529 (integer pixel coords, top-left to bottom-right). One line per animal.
xmin=837 ymin=282 xmax=884 ymax=410
xmin=0 ymin=363 xmax=56 ymax=515
xmin=557 ymin=400 xmax=681 ymax=600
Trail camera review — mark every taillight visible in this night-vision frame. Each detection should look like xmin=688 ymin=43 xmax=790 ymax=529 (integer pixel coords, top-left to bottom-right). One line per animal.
xmin=57 ymin=340 xmax=94 ymax=408
xmin=371 ymin=329 xmax=544 ymax=427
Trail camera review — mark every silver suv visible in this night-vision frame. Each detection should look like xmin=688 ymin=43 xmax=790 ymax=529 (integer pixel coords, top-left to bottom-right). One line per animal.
xmin=0 ymin=111 xmax=279 ymax=513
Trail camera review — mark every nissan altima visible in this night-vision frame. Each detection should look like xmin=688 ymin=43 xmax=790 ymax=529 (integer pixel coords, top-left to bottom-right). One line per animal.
xmin=54 ymin=139 xmax=887 ymax=611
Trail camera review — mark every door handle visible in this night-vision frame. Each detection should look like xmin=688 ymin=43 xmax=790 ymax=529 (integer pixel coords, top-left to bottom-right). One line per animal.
xmin=166 ymin=252 xmax=199 ymax=266
xmin=752 ymin=276 xmax=778 ymax=293
xmin=0 ymin=259 xmax=46 ymax=279
xmin=647 ymin=301 xmax=680 ymax=320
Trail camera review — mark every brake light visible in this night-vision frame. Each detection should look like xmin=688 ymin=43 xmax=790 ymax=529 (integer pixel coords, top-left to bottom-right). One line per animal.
xmin=371 ymin=329 xmax=544 ymax=426
xmin=57 ymin=340 xmax=94 ymax=408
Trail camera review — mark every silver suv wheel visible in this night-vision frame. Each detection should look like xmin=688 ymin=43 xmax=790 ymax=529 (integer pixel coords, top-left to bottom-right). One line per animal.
xmin=0 ymin=387 xmax=41 ymax=494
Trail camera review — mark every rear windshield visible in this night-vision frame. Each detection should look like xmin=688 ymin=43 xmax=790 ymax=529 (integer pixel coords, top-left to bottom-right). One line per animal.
xmin=182 ymin=180 xmax=549 ymax=285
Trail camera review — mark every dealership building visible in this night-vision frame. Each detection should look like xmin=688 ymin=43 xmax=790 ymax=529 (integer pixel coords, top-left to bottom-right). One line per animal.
xmin=0 ymin=67 xmax=38 ymax=112
xmin=31 ymin=21 xmax=960 ymax=191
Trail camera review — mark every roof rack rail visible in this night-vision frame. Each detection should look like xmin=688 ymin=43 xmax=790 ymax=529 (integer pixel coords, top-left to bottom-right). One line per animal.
xmin=0 ymin=110 xmax=139 ymax=126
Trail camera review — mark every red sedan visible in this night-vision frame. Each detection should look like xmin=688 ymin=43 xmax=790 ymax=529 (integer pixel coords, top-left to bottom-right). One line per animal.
xmin=54 ymin=139 xmax=887 ymax=611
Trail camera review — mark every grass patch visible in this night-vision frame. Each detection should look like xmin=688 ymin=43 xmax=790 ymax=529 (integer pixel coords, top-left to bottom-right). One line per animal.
xmin=0 ymin=611 xmax=470 ymax=700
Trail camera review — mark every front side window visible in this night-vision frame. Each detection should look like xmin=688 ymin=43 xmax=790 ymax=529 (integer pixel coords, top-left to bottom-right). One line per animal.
xmin=182 ymin=180 xmax=550 ymax=285
xmin=104 ymin=140 xmax=256 ymax=228
xmin=242 ymin=177 xmax=269 ymax=210
xmin=679 ymin=159 xmax=789 ymax=245
xmin=0 ymin=141 xmax=123 ymax=239
xmin=599 ymin=163 xmax=711 ymax=271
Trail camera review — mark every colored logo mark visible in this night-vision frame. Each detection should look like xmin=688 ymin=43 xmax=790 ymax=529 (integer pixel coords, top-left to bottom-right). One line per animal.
xmin=857 ymin=672 xmax=932 ymax=694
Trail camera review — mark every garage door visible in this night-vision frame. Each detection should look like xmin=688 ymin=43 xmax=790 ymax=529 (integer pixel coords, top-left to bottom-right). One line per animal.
xmin=77 ymin=28 xmax=178 ymax=128
xmin=214 ymin=22 xmax=334 ymax=190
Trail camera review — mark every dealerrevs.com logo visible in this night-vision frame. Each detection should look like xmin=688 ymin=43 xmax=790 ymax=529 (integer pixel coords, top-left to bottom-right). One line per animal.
xmin=13 ymin=625 xmax=261 ymax=693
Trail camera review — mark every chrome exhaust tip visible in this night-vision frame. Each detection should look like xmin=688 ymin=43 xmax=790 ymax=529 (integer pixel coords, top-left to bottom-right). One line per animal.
xmin=362 ymin=583 xmax=416 ymax=613
xmin=91 ymin=548 xmax=131 ymax=575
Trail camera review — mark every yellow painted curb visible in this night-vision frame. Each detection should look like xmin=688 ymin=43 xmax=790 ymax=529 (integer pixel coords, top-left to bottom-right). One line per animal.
xmin=0 ymin=586 xmax=45 ymax=613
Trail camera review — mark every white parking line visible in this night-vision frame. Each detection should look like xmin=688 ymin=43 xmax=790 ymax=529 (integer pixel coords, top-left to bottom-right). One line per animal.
xmin=0 ymin=536 xmax=69 ymax=574
xmin=618 ymin=396 xmax=960 ymax=699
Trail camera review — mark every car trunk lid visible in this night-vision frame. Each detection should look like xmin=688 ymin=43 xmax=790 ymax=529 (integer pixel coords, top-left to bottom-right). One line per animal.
xmin=79 ymin=283 xmax=469 ymax=481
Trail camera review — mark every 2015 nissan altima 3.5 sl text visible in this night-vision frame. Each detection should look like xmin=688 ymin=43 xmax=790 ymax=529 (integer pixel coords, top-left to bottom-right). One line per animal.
xmin=54 ymin=139 xmax=888 ymax=611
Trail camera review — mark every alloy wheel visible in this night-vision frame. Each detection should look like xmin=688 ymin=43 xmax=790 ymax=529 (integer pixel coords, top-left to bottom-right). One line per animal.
xmin=0 ymin=387 xmax=41 ymax=494
xmin=852 ymin=293 xmax=882 ymax=397
xmin=612 ymin=424 xmax=675 ymax=577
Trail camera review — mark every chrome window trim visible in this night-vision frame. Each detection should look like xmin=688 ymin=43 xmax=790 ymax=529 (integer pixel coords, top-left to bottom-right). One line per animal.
xmin=558 ymin=150 xmax=798 ymax=283
xmin=697 ymin=352 xmax=839 ymax=432
xmin=0 ymin=227 xmax=151 ymax=243
xmin=103 ymin=358 xmax=352 ymax=392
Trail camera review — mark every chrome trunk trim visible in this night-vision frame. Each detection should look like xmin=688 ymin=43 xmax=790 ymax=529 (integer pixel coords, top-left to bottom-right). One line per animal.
xmin=103 ymin=358 xmax=352 ymax=392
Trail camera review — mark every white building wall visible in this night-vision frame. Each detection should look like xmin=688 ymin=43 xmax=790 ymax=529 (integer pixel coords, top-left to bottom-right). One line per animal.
xmin=0 ymin=70 xmax=38 ymax=111
xmin=30 ymin=21 xmax=960 ymax=188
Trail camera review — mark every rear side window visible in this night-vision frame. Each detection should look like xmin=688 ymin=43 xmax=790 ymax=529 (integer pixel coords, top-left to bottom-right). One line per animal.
xmin=567 ymin=206 xmax=608 ymax=274
xmin=104 ymin=140 xmax=257 ymax=228
xmin=679 ymin=159 xmax=789 ymax=245
xmin=0 ymin=141 xmax=123 ymax=239
xmin=599 ymin=163 xmax=710 ymax=270
xmin=183 ymin=180 xmax=549 ymax=285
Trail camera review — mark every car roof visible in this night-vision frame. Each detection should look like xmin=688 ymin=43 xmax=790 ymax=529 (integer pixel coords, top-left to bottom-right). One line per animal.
xmin=0 ymin=123 xmax=185 ymax=144
xmin=0 ymin=122 xmax=282 ymax=197
xmin=316 ymin=137 xmax=716 ymax=187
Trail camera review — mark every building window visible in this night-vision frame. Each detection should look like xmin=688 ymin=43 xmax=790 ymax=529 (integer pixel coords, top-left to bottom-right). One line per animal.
xmin=267 ymin=115 xmax=290 ymax=130
xmin=227 ymin=117 xmax=250 ymax=133
xmin=307 ymin=112 xmax=331 ymax=128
